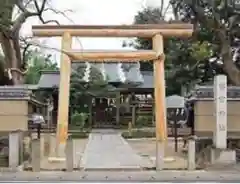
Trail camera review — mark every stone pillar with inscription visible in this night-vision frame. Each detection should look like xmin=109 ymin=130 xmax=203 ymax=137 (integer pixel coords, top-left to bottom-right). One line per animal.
xmin=211 ymin=75 xmax=236 ymax=164
xmin=213 ymin=75 xmax=227 ymax=149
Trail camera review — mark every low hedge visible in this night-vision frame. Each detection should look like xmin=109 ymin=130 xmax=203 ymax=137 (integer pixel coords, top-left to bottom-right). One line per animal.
xmin=68 ymin=129 xmax=90 ymax=139
xmin=122 ymin=130 xmax=155 ymax=139
xmin=69 ymin=132 xmax=89 ymax=139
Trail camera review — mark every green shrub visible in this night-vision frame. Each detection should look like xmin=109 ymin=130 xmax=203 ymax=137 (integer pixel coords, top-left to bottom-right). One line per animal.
xmin=136 ymin=116 xmax=152 ymax=126
xmin=71 ymin=112 xmax=88 ymax=128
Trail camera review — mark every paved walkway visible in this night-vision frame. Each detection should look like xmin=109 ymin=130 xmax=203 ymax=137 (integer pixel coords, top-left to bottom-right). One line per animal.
xmin=81 ymin=129 xmax=153 ymax=170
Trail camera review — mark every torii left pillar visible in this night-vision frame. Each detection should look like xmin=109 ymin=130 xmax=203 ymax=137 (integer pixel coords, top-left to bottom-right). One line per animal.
xmin=153 ymin=34 xmax=167 ymax=170
xmin=55 ymin=32 xmax=72 ymax=159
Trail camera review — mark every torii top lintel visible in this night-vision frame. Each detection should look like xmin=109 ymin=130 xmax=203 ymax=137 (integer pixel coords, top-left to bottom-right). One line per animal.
xmin=32 ymin=23 xmax=193 ymax=38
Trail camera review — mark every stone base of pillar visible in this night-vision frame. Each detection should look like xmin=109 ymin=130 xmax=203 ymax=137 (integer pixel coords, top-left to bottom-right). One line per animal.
xmin=48 ymin=143 xmax=66 ymax=162
xmin=47 ymin=134 xmax=67 ymax=162
xmin=48 ymin=157 xmax=66 ymax=162
xmin=156 ymin=141 xmax=164 ymax=171
xmin=210 ymin=148 xmax=236 ymax=165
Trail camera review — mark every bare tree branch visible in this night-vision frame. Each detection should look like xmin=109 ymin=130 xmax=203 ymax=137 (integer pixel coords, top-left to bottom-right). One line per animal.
xmin=162 ymin=1 xmax=171 ymax=18
xmin=43 ymin=7 xmax=74 ymax=23
xmin=160 ymin=0 xmax=164 ymax=17
xmin=0 ymin=0 xmax=77 ymax=84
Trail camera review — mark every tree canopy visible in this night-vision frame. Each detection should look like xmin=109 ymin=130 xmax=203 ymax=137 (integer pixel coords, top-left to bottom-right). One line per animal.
xmin=24 ymin=49 xmax=58 ymax=84
xmin=127 ymin=1 xmax=240 ymax=95
xmin=171 ymin=0 xmax=240 ymax=85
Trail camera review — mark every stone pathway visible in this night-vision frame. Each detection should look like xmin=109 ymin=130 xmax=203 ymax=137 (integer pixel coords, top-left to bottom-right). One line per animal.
xmin=80 ymin=129 xmax=153 ymax=170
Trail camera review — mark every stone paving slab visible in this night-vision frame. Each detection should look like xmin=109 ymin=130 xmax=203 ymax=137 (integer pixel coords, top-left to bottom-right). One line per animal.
xmin=80 ymin=130 xmax=153 ymax=170
xmin=1 ymin=171 xmax=240 ymax=182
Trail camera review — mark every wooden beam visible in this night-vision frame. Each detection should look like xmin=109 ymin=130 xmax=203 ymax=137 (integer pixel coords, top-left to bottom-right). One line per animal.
xmin=32 ymin=24 xmax=193 ymax=38
xmin=33 ymin=24 xmax=193 ymax=30
xmin=68 ymin=50 xmax=158 ymax=62
xmin=153 ymin=34 xmax=167 ymax=170
xmin=55 ymin=32 xmax=72 ymax=157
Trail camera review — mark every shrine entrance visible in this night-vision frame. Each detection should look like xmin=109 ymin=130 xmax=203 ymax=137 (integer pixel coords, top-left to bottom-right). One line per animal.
xmin=93 ymin=97 xmax=117 ymax=128
xmin=32 ymin=24 xmax=193 ymax=170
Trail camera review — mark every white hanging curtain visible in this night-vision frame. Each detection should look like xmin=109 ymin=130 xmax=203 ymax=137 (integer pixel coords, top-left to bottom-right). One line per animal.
xmin=101 ymin=63 xmax=107 ymax=81
xmin=136 ymin=61 xmax=144 ymax=81
xmin=83 ymin=62 xmax=91 ymax=82
xmin=117 ymin=62 xmax=126 ymax=83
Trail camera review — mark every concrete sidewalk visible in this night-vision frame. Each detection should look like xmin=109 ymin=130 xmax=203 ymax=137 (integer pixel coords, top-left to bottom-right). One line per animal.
xmin=80 ymin=129 xmax=153 ymax=170
xmin=1 ymin=170 xmax=240 ymax=182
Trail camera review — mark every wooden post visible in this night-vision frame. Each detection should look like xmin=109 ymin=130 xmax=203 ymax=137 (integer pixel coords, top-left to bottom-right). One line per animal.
xmin=56 ymin=32 xmax=72 ymax=158
xmin=132 ymin=105 xmax=136 ymax=126
xmin=116 ymin=92 xmax=120 ymax=126
xmin=88 ymin=97 xmax=93 ymax=127
xmin=128 ymin=121 xmax=133 ymax=137
xmin=152 ymin=34 xmax=167 ymax=171
xmin=152 ymin=93 xmax=155 ymax=126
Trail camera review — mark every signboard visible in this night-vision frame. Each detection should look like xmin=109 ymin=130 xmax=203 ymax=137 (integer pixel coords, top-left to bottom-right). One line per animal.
xmin=228 ymin=0 xmax=240 ymax=12
xmin=166 ymin=95 xmax=187 ymax=127
xmin=214 ymin=75 xmax=227 ymax=149
xmin=166 ymin=95 xmax=185 ymax=109
xmin=166 ymin=95 xmax=186 ymax=152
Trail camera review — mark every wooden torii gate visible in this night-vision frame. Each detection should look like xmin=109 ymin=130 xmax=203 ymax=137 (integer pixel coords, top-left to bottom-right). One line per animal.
xmin=32 ymin=24 xmax=193 ymax=170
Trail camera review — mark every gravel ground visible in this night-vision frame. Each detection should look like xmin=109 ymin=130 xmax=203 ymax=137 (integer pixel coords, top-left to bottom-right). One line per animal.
xmin=127 ymin=138 xmax=188 ymax=169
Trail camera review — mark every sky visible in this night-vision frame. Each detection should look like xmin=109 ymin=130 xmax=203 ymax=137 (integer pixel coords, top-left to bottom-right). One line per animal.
xmin=20 ymin=0 xmax=172 ymax=63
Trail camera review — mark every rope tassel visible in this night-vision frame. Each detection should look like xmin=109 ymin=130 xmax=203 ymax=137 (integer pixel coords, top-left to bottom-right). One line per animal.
xmin=7 ymin=69 xmax=12 ymax=80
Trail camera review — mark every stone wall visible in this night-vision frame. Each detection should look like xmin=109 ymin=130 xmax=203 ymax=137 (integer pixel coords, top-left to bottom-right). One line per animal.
xmin=0 ymin=100 xmax=28 ymax=131
xmin=194 ymin=100 xmax=240 ymax=132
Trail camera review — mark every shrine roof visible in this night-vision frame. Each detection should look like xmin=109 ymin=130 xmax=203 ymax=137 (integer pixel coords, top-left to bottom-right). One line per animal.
xmin=37 ymin=63 xmax=153 ymax=90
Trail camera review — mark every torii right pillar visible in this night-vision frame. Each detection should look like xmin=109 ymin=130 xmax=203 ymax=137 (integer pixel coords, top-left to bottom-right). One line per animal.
xmin=152 ymin=34 xmax=167 ymax=170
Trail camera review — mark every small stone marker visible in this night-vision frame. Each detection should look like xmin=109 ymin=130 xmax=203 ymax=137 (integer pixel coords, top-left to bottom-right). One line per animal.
xmin=31 ymin=139 xmax=40 ymax=172
xmin=187 ymin=136 xmax=196 ymax=170
xmin=9 ymin=131 xmax=20 ymax=170
xmin=65 ymin=137 xmax=74 ymax=171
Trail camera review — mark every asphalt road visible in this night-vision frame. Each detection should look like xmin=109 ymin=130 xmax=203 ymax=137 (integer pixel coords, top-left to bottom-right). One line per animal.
xmin=1 ymin=171 xmax=240 ymax=182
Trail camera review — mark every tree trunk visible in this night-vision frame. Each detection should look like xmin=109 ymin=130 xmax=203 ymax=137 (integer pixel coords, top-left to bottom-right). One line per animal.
xmin=218 ymin=31 xmax=240 ymax=86
xmin=0 ymin=33 xmax=23 ymax=85
xmin=222 ymin=44 xmax=240 ymax=85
